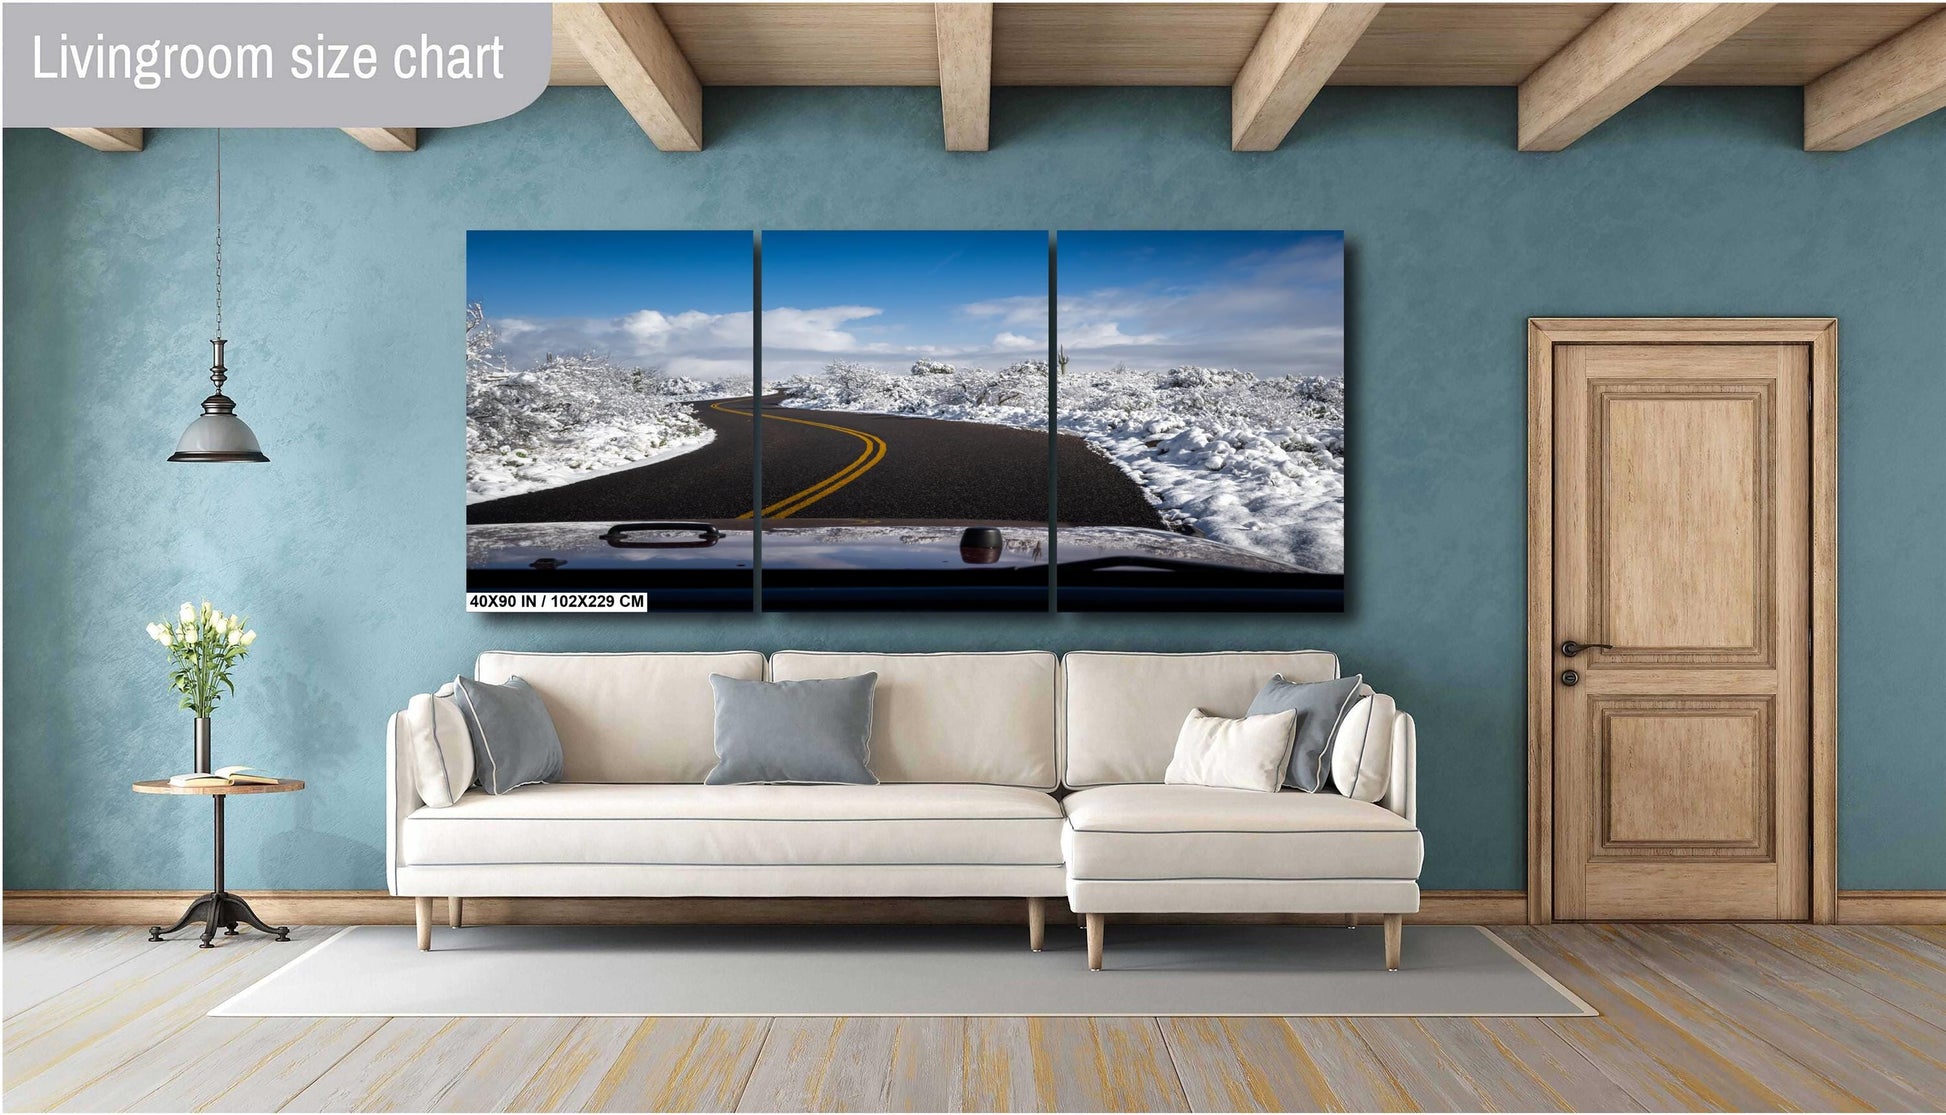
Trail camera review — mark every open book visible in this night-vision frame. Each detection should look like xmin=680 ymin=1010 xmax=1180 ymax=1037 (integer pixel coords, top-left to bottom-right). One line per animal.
xmin=168 ymin=766 xmax=279 ymax=788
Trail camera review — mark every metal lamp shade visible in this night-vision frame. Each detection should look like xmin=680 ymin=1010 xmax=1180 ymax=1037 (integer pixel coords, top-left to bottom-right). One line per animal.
xmin=169 ymin=410 xmax=267 ymax=463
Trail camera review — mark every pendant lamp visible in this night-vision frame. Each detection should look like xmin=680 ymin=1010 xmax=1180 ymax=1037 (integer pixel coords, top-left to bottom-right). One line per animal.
xmin=170 ymin=130 xmax=267 ymax=463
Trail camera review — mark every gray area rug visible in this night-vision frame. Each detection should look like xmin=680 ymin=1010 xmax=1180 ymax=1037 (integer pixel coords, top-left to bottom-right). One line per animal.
xmin=212 ymin=922 xmax=1593 ymax=1017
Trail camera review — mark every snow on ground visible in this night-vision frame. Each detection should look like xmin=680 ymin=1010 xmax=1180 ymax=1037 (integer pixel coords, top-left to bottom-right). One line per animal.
xmin=466 ymin=304 xmax=743 ymax=503
xmin=775 ymin=360 xmax=1344 ymax=572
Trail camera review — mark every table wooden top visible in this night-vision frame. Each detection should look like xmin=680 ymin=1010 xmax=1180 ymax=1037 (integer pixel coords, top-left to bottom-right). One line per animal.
xmin=131 ymin=778 xmax=305 ymax=796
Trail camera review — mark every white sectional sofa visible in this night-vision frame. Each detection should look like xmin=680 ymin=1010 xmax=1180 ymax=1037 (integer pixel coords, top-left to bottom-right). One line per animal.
xmin=388 ymin=650 xmax=1419 ymax=969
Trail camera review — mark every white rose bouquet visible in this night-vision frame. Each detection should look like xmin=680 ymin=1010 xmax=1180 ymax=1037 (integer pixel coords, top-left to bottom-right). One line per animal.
xmin=146 ymin=601 xmax=258 ymax=717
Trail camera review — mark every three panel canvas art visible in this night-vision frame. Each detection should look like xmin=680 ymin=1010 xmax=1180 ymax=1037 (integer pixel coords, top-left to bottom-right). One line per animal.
xmin=466 ymin=230 xmax=1345 ymax=612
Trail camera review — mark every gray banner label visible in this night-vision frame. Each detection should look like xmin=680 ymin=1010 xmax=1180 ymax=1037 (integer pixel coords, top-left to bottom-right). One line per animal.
xmin=5 ymin=3 xmax=552 ymax=127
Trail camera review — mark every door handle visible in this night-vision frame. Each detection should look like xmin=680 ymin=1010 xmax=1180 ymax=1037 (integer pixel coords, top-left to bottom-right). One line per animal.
xmin=1560 ymin=640 xmax=1615 ymax=658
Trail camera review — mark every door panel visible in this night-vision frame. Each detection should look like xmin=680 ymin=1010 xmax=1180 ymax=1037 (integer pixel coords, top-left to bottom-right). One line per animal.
xmin=1553 ymin=342 xmax=1810 ymax=921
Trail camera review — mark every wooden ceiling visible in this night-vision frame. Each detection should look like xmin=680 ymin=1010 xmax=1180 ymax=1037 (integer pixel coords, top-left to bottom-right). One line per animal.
xmin=548 ymin=3 xmax=1943 ymax=87
xmin=55 ymin=4 xmax=1946 ymax=156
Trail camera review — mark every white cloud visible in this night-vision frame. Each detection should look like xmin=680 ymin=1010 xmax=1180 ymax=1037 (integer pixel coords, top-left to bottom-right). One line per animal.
xmin=992 ymin=331 xmax=1044 ymax=352
xmin=962 ymin=295 xmax=1049 ymax=329
xmin=1057 ymin=243 xmax=1344 ymax=378
xmin=760 ymin=305 xmax=884 ymax=353
xmin=484 ymin=307 xmax=753 ymax=382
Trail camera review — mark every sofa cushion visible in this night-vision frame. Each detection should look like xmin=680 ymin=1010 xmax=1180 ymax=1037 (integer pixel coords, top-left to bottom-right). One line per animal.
xmin=473 ymin=651 xmax=765 ymax=783
xmin=1164 ymin=709 xmax=1296 ymax=793
xmin=1247 ymin=673 xmax=1364 ymax=792
xmin=770 ymin=651 xmax=1058 ymax=789
xmin=706 ymin=673 xmax=878 ymax=786
xmin=398 ymin=688 xmax=474 ymax=807
xmin=1331 ymin=693 xmax=1396 ymax=802
xmin=1063 ymin=651 xmax=1340 ymax=788
xmin=452 ymin=676 xmax=566 ymax=794
xmin=1061 ymin=784 xmax=1422 ymax=882
xmin=401 ymin=783 xmax=1064 ymax=868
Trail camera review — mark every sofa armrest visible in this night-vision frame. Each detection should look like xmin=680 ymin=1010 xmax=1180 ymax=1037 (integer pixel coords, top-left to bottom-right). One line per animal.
xmin=385 ymin=709 xmax=424 ymax=895
xmin=1381 ymin=710 xmax=1416 ymax=826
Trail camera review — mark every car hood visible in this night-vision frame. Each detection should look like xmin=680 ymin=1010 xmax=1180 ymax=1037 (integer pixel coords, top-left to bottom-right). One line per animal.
xmin=467 ymin=520 xmax=1315 ymax=574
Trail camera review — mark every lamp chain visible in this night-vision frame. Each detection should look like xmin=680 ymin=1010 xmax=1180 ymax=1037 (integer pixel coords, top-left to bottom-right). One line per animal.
xmin=214 ymin=128 xmax=223 ymax=343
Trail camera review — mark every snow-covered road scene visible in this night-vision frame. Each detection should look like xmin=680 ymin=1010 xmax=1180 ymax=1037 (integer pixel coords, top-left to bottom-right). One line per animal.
xmin=463 ymin=231 xmax=755 ymax=505
xmin=1053 ymin=231 xmax=1346 ymax=580
xmin=768 ymin=230 xmax=1346 ymax=577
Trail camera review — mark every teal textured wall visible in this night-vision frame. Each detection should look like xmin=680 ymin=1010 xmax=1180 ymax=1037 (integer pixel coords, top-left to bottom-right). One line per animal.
xmin=6 ymin=87 xmax=1943 ymax=893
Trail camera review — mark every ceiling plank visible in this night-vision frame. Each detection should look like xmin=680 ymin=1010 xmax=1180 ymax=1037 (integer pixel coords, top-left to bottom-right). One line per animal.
xmin=1517 ymin=3 xmax=1773 ymax=151
xmin=936 ymin=3 xmax=993 ymax=150
xmin=1232 ymin=3 xmax=1384 ymax=151
xmin=557 ymin=2 xmax=703 ymax=151
xmin=53 ymin=128 xmax=143 ymax=152
xmin=1804 ymin=8 xmax=1946 ymax=150
xmin=341 ymin=128 xmax=419 ymax=152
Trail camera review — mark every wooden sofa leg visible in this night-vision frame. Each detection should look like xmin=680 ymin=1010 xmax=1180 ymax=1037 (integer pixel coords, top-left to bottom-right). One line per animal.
xmin=1027 ymin=897 xmax=1045 ymax=952
xmin=449 ymin=897 xmax=464 ymax=929
xmin=1384 ymin=913 xmax=1402 ymax=971
xmin=416 ymin=897 xmax=433 ymax=951
xmin=1086 ymin=913 xmax=1105 ymax=971
xmin=1346 ymin=913 xmax=1358 ymax=929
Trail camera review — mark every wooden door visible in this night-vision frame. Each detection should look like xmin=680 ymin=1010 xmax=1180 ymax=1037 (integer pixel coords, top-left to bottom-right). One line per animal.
xmin=1551 ymin=340 xmax=1812 ymax=920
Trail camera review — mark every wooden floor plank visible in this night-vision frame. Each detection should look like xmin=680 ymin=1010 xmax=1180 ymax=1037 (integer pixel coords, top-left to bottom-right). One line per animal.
xmin=500 ymin=1017 xmax=639 ymax=1112
xmin=1026 ymin=1017 xmax=1189 ymax=1112
xmin=1499 ymin=925 xmax=1865 ymax=1111
xmin=1422 ymin=1017 xmax=1645 ymax=1112
xmin=2 ymin=930 xmax=330 ymax=1112
xmin=737 ymin=1016 xmax=960 ymax=1111
xmin=1345 ymin=1019 xmax=1490 ymax=1111
xmin=1607 ymin=923 xmax=1946 ymax=1110
xmin=426 ymin=1017 xmax=580 ymax=1111
xmin=1896 ymin=924 xmax=1946 ymax=951
xmin=956 ymin=1018 xmax=1043 ymax=1112
xmin=1159 ymin=1016 xmax=1347 ymax=1111
xmin=1746 ymin=923 xmax=1946 ymax=1031
xmin=3 ymin=926 xmax=165 ymax=1017
xmin=278 ymin=1016 xmax=528 ymax=1111
xmin=582 ymin=1016 xmax=769 ymax=1112
xmin=90 ymin=1016 xmax=385 ymax=1112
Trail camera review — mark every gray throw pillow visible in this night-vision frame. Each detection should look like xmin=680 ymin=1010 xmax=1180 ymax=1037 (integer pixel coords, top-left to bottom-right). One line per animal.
xmin=1247 ymin=673 xmax=1365 ymax=792
xmin=451 ymin=675 xmax=565 ymax=795
xmin=707 ymin=673 xmax=879 ymax=786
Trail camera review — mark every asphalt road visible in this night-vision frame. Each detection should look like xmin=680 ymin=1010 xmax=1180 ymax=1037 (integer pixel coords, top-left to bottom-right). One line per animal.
xmin=466 ymin=394 xmax=1165 ymax=528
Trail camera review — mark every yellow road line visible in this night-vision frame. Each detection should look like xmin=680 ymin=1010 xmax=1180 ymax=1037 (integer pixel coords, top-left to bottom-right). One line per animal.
xmin=711 ymin=401 xmax=889 ymax=519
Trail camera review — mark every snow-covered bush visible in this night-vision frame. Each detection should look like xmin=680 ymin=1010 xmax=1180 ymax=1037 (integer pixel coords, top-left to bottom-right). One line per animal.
xmin=466 ymin=302 xmax=727 ymax=503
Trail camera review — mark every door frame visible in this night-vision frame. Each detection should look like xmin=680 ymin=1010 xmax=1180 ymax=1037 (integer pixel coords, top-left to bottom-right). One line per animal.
xmin=1526 ymin=317 xmax=1838 ymax=925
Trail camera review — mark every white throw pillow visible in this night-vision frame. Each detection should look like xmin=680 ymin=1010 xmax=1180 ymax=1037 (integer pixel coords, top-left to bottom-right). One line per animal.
xmin=1329 ymin=693 xmax=1394 ymax=802
xmin=402 ymin=685 xmax=475 ymax=807
xmin=1164 ymin=708 xmax=1297 ymax=793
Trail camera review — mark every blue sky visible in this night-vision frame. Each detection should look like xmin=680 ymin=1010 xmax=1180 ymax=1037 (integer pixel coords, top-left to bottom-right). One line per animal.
xmin=463 ymin=229 xmax=1339 ymax=382
xmin=762 ymin=231 xmax=1048 ymax=379
xmin=1055 ymin=231 xmax=1343 ymax=378
xmin=466 ymin=230 xmax=754 ymax=379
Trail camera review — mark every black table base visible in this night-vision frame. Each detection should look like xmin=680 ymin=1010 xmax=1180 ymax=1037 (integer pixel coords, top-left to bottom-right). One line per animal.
xmin=149 ymin=890 xmax=289 ymax=947
xmin=148 ymin=793 xmax=291 ymax=948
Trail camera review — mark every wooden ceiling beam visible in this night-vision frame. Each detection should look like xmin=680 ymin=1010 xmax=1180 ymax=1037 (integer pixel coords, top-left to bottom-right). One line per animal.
xmin=1232 ymin=3 xmax=1384 ymax=151
xmin=935 ymin=3 xmax=994 ymax=151
xmin=1517 ymin=3 xmax=1773 ymax=152
xmin=53 ymin=128 xmax=143 ymax=152
xmin=557 ymin=2 xmax=703 ymax=151
xmin=1804 ymin=8 xmax=1946 ymax=151
xmin=341 ymin=128 xmax=419 ymax=152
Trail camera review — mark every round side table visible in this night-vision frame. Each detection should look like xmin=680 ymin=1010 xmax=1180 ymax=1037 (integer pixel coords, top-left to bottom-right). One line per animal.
xmin=132 ymin=778 xmax=305 ymax=948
